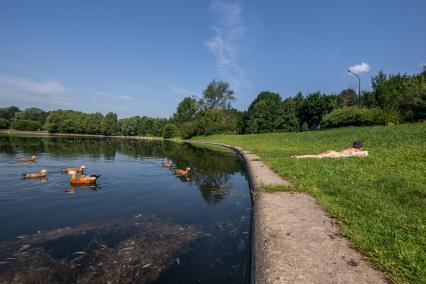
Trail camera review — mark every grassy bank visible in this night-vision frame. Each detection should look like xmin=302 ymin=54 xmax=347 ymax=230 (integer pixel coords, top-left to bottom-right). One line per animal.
xmin=193 ymin=123 xmax=426 ymax=283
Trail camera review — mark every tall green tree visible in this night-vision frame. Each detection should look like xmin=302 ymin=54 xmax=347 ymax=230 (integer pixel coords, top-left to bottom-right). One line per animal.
xmin=173 ymin=96 xmax=198 ymax=123
xmin=336 ymin=88 xmax=357 ymax=108
xmin=151 ymin=118 xmax=168 ymax=136
xmin=372 ymin=70 xmax=426 ymax=121
xmin=244 ymin=91 xmax=282 ymax=134
xmin=119 ymin=117 xmax=139 ymax=136
xmin=300 ymin=92 xmax=336 ymax=128
xmin=101 ymin=112 xmax=118 ymax=135
xmin=14 ymin=107 xmax=48 ymax=124
xmin=201 ymin=80 xmax=235 ymax=110
xmin=279 ymin=96 xmax=302 ymax=132
xmin=360 ymin=90 xmax=378 ymax=108
xmin=0 ymin=106 xmax=20 ymax=121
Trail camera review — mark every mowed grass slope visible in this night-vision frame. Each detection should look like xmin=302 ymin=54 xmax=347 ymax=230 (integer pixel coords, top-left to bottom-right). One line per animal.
xmin=193 ymin=123 xmax=426 ymax=283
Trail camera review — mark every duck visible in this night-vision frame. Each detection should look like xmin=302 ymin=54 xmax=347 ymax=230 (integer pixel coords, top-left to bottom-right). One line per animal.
xmin=68 ymin=170 xmax=100 ymax=185
xmin=62 ymin=165 xmax=86 ymax=174
xmin=162 ymin=160 xmax=173 ymax=168
xmin=23 ymin=169 xmax=47 ymax=178
xmin=17 ymin=155 xmax=36 ymax=162
xmin=174 ymin=167 xmax=190 ymax=176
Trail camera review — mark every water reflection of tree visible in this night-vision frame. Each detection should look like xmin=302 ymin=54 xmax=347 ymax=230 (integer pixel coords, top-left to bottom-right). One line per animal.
xmin=0 ymin=136 xmax=164 ymax=159
xmin=162 ymin=142 xmax=247 ymax=204
xmin=0 ymin=136 xmax=248 ymax=204
xmin=0 ymin=136 xmax=45 ymax=154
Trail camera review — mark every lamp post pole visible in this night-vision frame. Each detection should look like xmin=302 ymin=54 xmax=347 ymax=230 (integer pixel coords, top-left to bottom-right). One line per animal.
xmin=347 ymin=69 xmax=361 ymax=105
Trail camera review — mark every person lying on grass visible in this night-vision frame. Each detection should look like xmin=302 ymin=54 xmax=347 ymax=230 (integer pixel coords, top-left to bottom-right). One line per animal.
xmin=292 ymin=140 xmax=368 ymax=159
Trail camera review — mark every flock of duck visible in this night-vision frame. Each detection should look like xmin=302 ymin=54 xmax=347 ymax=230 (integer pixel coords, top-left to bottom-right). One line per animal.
xmin=18 ymin=155 xmax=101 ymax=185
xmin=18 ymin=156 xmax=191 ymax=186
xmin=162 ymin=160 xmax=191 ymax=177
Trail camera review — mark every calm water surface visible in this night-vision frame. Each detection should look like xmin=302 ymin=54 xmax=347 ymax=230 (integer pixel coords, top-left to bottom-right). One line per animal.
xmin=0 ymin=135 xmax=251 ymax=283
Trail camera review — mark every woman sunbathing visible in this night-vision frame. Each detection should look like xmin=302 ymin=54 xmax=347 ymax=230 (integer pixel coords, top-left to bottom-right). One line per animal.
xmin=292 ymin=140 xmax=368 ymax=159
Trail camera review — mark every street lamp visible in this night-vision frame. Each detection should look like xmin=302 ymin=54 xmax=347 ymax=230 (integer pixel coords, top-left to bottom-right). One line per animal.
xmin=347 ymin=69 xmax=361 ymax=105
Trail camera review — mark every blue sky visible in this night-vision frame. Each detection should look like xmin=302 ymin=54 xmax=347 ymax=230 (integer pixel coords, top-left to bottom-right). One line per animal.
xmin=1 ymin=0 xmax=425 ymax=118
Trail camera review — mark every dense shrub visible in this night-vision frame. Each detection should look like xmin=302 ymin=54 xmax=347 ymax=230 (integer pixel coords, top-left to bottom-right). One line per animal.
xmin=381 ymin=108 xmax=402 ymax=125
xmin=0 ymin=118 xmax=10 ymax=129
xmin=300 ymin=121 xmax=309 ymax=131
xmin=10 ymin=119 xmax=42 ymax=131
xmin=197 ymin=108 xmax=238 ymax=136
xmin=162 ymin=123 xmax=178 ymax=138
xmin=180 ymin=121 xmax=200 ymax=139
xmin=322 ymin=106 xmax=385 ymax=128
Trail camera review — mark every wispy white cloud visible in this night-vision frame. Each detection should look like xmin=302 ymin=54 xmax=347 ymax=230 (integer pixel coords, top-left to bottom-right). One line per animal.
xmin=169 ymin=86 xmax=199 ymax=98
xmin=0 ymin=75 xmax=146 ymax=116
xmin=119 ymin=95 xmax=133 ymax=100
xmin=0 ymin=75 xmax=70 ymax=105
xmin=93 ymin=90 xmax=134 ymax=101
xmin=205 ymin=1 xmax=247 ymax=89
xmin=348 ymin=62 xmax=371 ymax=74
xmin=0 ymin=76 xmax=67 ymax=95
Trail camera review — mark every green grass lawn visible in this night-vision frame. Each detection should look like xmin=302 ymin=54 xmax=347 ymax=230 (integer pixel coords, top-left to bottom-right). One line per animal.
xmin=193 ymin=123 xmax=426 ymax=283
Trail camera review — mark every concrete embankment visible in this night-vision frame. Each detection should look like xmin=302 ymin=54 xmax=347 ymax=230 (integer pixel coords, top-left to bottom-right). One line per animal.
xmin=191 ymin=141 xmax=388 ymax=284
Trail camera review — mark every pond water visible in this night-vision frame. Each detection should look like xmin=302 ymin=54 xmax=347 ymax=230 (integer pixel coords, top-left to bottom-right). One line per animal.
xmin=0 ymin=135 xmax=251 ymax=283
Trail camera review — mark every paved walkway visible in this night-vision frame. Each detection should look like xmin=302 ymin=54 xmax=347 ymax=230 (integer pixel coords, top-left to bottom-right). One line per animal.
xmin=193 ymin=142 xmax=389 ymax=284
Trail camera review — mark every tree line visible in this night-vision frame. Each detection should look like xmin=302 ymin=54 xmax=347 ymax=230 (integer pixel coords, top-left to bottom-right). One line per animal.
xmin=0 ymin=107 xmax=167 ymax=136
xmin=169 ymin=68 xmax=425 ymax=137
xmin=1 ymin=68 xmax=425 ymax=137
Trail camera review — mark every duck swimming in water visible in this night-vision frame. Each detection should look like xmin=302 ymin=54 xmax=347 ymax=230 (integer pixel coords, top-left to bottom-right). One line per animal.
xmin=17 ymin=156 xmax=36 ymax=162
xmin=62 ymin=165 xmax=86 ymax=174
xmin=174 ymin=167 xmax=190 ymax=176
xmin=23 ymin=169 xmax=47 ymax=178
xmin=68 ymin=170 xmax=100 ymax=185
xmin=162 ymin=161 xmax=173 ymax=168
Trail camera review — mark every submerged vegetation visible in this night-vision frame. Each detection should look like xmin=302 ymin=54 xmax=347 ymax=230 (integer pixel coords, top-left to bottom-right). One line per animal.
xmin=0 ymin=214 xmax=201 ymax=283
xmin=194 ymin=122 xmax=426 ymax=283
